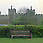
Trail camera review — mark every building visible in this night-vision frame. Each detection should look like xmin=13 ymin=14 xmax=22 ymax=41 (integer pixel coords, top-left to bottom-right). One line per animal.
xmin=0 ymin=5 xmax=43 ymax=25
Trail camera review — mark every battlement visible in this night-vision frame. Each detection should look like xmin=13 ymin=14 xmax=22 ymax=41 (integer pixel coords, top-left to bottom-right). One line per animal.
xmin=35 ymin=14 xmax=43 ymax=16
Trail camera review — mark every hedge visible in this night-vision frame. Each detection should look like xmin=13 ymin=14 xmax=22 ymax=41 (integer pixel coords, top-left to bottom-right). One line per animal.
xmin=0 ymin=25 xmax=43 ymax=38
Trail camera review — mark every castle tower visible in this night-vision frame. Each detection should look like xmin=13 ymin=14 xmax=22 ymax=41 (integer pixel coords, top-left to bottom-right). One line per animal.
xmin=8 ymin=5 xmax=16 ymax=24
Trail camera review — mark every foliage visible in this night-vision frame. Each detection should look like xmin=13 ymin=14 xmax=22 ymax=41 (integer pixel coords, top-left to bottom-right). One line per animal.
xmin=0 ymin=25 xmax=43 ymax=37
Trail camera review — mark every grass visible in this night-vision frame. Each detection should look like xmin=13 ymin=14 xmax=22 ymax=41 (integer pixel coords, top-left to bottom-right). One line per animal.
xmin=0 ymin=38 xmax=43 ymax=43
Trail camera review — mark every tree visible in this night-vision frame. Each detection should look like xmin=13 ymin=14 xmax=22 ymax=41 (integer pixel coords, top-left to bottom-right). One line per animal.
xmin=17 ymin=7 xmax=28 ymax=14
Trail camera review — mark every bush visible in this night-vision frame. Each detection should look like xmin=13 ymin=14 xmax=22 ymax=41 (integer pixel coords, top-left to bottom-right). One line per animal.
xmin=0 ymin=25 xmax=43 ymax=38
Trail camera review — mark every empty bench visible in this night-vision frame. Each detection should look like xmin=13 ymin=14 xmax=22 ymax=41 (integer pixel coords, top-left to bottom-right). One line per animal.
xmin=10 ymin=31 xmax=32 ymax=39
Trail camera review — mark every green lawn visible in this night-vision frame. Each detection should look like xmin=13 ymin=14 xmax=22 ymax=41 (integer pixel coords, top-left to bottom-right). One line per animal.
xmin=0 ymin=38 xmax=43 ymax=43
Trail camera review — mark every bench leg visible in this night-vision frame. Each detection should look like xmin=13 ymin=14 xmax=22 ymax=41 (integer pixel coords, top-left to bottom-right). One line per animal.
xmin=11 ymin=35 xmax=13 ymax=39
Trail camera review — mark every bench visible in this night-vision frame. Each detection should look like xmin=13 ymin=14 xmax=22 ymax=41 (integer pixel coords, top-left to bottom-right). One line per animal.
xmin=10 ymin=31 xmax=32 ymax=39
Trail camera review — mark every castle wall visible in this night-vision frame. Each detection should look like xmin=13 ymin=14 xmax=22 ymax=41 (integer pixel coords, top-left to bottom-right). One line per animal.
xmin=35 ymin=14 xmax=43 ymax=25
xmin=0 ymin=5 xmax=42 ymax=25
xmin=0 ymin=15 xmax=8 ymax=24
xmin=0 ymin=6 xmax=43 ymax=25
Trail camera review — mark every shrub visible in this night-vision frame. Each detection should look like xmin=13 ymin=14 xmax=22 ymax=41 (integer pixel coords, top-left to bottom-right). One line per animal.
xmin=0 ymin=25 xmax=43 ymax=38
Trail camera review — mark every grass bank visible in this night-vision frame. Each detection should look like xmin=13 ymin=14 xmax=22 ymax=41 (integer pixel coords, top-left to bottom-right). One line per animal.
xmin=0 ymin=38 xmax=43 ymax=43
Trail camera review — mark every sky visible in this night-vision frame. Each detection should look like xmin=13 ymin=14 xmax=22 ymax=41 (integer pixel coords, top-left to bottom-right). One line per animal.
xmin=0 ymin=0 xmax=43 ymax=15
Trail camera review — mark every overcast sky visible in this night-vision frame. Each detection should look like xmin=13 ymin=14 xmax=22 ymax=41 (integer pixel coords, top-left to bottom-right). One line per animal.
xmin=0 ymin=0 xmax=43 ymax=15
